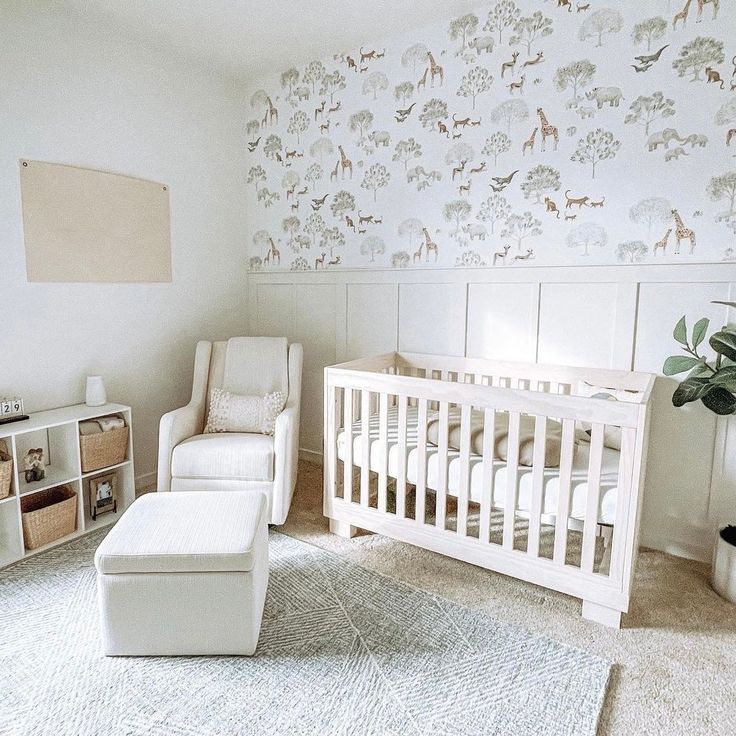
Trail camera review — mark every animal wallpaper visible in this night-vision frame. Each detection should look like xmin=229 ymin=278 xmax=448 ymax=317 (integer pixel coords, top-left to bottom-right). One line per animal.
xmin=244 ymin=0 xmax=736 ymax=270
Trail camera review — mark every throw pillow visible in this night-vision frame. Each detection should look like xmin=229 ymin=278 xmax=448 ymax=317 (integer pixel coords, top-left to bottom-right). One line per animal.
xmin=204 ymin=389 xmax=285 ymax=435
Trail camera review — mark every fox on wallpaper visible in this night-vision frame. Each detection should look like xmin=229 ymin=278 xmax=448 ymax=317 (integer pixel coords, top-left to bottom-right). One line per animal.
xmin=244 ymin=0 xmax=736 ymax=271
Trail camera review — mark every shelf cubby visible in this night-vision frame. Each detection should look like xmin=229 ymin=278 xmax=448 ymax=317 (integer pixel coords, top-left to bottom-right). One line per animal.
xmin=0 ymin=403 xmax=135 ymax=568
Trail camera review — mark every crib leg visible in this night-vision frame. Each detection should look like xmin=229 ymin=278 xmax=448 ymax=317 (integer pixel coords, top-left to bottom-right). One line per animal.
xmin=582 ymin=600 xmax=622 ymax=629
xmin=329 ymin=519 xmax=357 ymax=538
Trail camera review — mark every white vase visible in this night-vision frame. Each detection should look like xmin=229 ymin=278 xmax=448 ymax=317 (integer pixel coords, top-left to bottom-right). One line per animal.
xmin=85 ymin=376 xmax=107 ymax=407
xmin=712 ymin=528 xmax=736 ymax=604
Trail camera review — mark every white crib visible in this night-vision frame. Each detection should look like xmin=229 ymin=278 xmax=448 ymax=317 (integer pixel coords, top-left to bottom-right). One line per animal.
xmin=323 ymin=352 xmax=655 ymax=628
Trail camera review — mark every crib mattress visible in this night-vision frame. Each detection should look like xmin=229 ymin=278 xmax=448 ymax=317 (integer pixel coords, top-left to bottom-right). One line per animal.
xmin=335 ymin=406 xmax=620 ymax=524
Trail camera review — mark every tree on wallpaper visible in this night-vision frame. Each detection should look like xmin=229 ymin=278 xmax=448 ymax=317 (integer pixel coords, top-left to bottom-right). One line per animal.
xmin=393 ymin=138 xmax=422 ymax=169
xmin=501 ymin=211 xmax=542 ymax=250
xmin=484 ymin=0 xmax=520 ymax=44
xmin=672 ymin=37 xmax=724 ymax=81
xmin=309 ymin=137 xmax=334 ymax=163
xmin=578 ymin=9 xmax=623 ymax=48
xmin=449 ymin=14 xmax=479 ymax=53
xmin=320 ymin=70 xmax=346 ymax=102
xmin=478 ymin=193 xmax=511 ymax=234
xmin=521 ymin=165 xmax=561 ymax=204
xmin=708 ymin=172 xmax=736 ymax=222
xmin=247 ymin=165 xmax=266 ymax=193
xmin=304 ymin=213 xmax=326 ymax=245
xmin=361 ymin=236 xmax=386 ymax=262
xmin=567 ymin=222 xmax=608 ymax=256
xmin=631 ymin=16 xmax=667 ymax=52
xmin=349 ymin=110 xmax=374 ymax=142
xmin=401 ymin=42 xmax=429 ymax=75
xmin=363 ymin=71 xmax=389 ymax=100
xmin=457 ymin=66 xmax=494 ymax=110
xmin=305 ymin=163 xmax=323 ymax=189
xmin=394 ymin=81 xmax=415 ymax=104
xmin=444 ymin=199 xmax=472 ymax=236
xmin=617 ymin=240 xmax=648 ymax=263
xmin=361 ymin=164 xmax=391 ymax=201
xmin=287 ymin=111 xmax=309 ymax=144
xmin=509 ymin=11 xmax=553 ymax=54
xmin=624 ymin=92 xmax=675 ymax=136
xmin=571 ymin=129 xmax=620 ymax=179
xmin=320 ymin=226 xmax=345 ymax=258
xmin=553 ymin=60 xmax=596 ymax=105
xmin=629 ymin=197 xmax=672 ymax=235
xmin=398 ymin=218 xmax=424 ymax=248
xmin=482 ymin=132 xmax=512 ymax=165
xmin=303 ymin=61 xmax=326 ymax=93
xmin=490 ymin=99 xmax=529 ymax=134
xmin=331 ymin=190 xmax=355 ymax=218
xmin=420 ymin=99 xmax=449 ymax=130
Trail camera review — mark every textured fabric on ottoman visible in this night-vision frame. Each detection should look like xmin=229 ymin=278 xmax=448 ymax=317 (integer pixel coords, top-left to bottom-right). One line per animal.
xmin=94 ymin=491 xmax=268 ymax=656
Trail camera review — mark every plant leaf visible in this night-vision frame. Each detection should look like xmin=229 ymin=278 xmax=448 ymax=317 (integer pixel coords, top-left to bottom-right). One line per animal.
xmin=687 ymin=361 xmax=713 ymax=379
xmin=691 ymin=318 xmax=709 ymax=349
xmin=711 ymin=366 xmax=736 ymax=391
xmin=671 ymin=377 xmax=714 ymax=407
xmin=712 ymin=301 xmax=736 ymax=309
xmin=701 ymin=387 xmax=736 ymax=415
xmin=673 ymin=315 xmax=688 ymax=346
xmin=709 ymin=330 xmax=736 ymax=363
xmin=663 ymin=355 xmax=701 ymax=375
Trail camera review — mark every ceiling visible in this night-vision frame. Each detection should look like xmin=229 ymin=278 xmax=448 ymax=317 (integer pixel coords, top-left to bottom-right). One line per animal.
xmin=59 ymin=0 xmax=479 ymax=83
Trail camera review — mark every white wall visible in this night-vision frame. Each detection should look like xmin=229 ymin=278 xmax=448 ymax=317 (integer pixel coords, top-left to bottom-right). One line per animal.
xmin=0 ymin=2 xmax=249 ymax=483
xmin=249 ymin=265 xmax=736 ymax=562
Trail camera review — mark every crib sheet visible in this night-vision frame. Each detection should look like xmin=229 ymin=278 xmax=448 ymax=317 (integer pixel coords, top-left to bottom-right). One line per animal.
xmin=336 ymin=406 xmax=620 ymax=524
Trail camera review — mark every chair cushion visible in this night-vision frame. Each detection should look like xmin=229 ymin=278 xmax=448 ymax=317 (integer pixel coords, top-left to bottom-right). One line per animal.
xmin=94 ymin=491 xmax=267 ymax=574
xmin=171 ymin=433 xmax=275 ymax=482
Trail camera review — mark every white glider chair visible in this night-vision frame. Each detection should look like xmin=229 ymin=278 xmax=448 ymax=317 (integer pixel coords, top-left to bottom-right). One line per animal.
xmin=157 ymin=337 xmax=302 ymax=525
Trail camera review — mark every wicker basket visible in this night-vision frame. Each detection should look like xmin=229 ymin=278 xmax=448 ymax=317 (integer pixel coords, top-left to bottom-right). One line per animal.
xmin=0 ymin=439 xmax=11 ymax=499
xmin=21 ymin=485 xmax=77 ymax=550
xmin=79 ymin=426 xmax=129 ymax=473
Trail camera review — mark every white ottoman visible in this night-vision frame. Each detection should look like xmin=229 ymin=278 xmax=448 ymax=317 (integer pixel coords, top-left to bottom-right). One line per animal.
xmin=94 ymin=491 xmax=268 ymax=656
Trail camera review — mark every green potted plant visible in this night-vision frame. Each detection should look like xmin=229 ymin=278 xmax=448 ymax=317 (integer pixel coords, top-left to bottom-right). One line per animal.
xmin=663 ymin=300 xmax=736 ymax=603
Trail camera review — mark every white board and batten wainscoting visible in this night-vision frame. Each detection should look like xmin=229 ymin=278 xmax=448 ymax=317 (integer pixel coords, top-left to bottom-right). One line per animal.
xmin=248 ymin=263 xmax=736 ymax=563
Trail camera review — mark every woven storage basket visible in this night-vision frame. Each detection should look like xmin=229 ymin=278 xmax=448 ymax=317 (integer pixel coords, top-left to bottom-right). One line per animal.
xmin=0 ymin=439 xmax=12 ymax=499
xmin=79 ymin=426 xmax=129 ymax=473
xmin=21 ymin=485 xmax=77 ymax=550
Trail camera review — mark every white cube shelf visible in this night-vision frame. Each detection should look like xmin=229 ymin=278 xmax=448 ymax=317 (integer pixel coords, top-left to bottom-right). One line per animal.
xmin=0 ymin=403 xmax=135 ymax=568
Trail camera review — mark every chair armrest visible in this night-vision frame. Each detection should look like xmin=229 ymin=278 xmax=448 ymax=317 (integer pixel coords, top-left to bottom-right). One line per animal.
xmin=157 ymin=403 xmax=203 ymax=491
xmin=271 ymin=404 xmax=299 ymax=523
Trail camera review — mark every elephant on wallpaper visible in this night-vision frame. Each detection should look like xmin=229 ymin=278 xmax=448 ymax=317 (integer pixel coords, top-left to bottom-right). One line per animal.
xmin=646 ymin=128 xmax=687 ymax=151
xmin=585 ymin=86 xmax=624 ymax=109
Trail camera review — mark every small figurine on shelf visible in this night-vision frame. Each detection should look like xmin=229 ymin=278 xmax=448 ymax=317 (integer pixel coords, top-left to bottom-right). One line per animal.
xmin=23 ymin=448 xmax=45 ymax=483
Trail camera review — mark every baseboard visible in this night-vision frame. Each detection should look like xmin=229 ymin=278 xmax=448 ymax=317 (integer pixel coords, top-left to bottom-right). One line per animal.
xmin=299 ymin=447 xmax=323 ymax=466
xmin=135 ymin=470 xmax=157 ymax=492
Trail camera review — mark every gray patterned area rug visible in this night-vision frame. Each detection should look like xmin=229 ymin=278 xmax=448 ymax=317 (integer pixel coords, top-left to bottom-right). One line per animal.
xmin=0 ymin=530 xmax=609 ymax=736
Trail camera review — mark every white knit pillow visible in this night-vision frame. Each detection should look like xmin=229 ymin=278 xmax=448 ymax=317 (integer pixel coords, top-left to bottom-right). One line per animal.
xmin=204 ymin=389 xmax=285 ymax=435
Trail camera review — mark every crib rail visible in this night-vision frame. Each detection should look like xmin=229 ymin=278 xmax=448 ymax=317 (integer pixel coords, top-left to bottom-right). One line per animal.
xmin=324 ymin=353 xmax=653 ymax=628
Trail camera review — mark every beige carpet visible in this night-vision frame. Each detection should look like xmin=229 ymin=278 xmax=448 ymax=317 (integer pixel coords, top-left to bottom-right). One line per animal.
xmin=280 ymin=460 xmax=736 ymax=736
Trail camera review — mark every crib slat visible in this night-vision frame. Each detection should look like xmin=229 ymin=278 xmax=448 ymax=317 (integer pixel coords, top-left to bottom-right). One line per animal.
xmin=360 ymin=390 xmax=371 ymax=507
xmin=416 ymin=398 xmax=428 ymax=524
xmin=457 ymin=404 xmax=472 ymax=537
xmin=396 ymin=395 xmax=408 ymax=520
xmin=436 ymin=401 xmax=449 ymax=530
xmin=502 ymin=411 xmax=521 ymax=550
xmin=527 ymin=415 xmax=548 ymax=558
xmin=326 ymin=384 xmax=338 ymax=501
xmin=479 ymin=408 xmax=496 ymax=544
xmin=553 ymin=418 xmax=576 ymax=565
xmin=377 ymin=393 xmax=389 ymax=513
xmin=343 ymin=388 xmax=353 ymax=502
xmin=581 ymin=423 xmax=605 ymax=573
xmin=609 ymin=426 xmax=636 ymax=582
